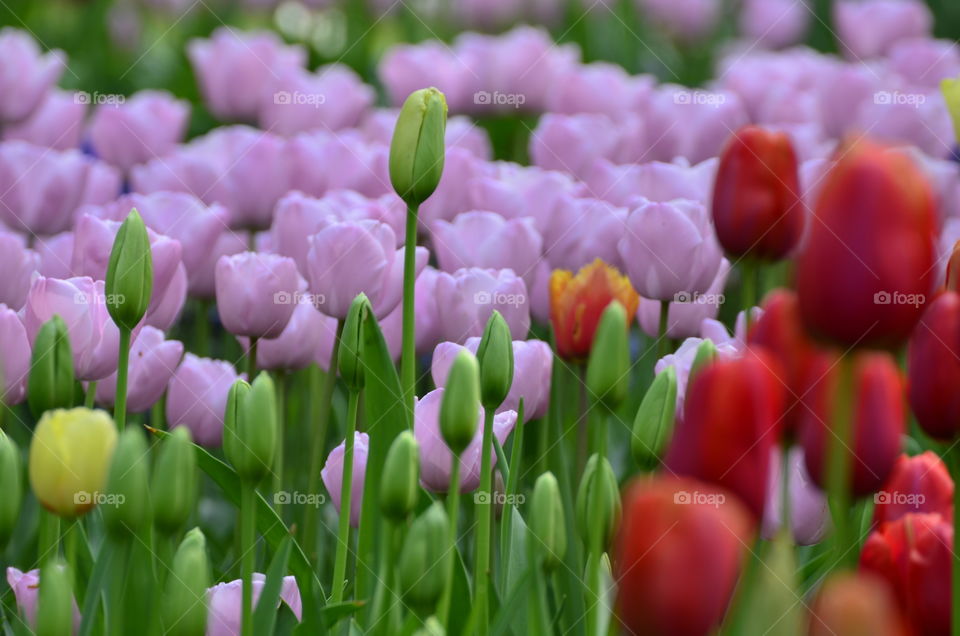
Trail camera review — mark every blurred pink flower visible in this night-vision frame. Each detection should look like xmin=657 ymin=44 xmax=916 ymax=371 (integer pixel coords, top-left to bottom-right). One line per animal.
xmin=321 ymin=431 xmax=369 ymax=527
xmin=166 ymin=353 xmax=241 ymax=447
xmin=88 ymin=90 xmax=190 ymax=172
xmin=96 ymin=326 xmax=183 ymax=412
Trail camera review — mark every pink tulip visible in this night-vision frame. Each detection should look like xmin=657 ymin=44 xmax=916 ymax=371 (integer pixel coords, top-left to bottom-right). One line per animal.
xmin=0 ymin=231 xmax=38 ymax=310
xmin=81 ymin=160 xmax=122 ymax=207
xmin=530 ymin=113 xmax=622 ymax=180
xmin=584 ymin=158 xmax=717 ymax=209
xmin=0 ymin=306 xmax=30 ymax=405
xmin=207 ymin=574 xmax=301 ymax=636
xmin=637 ymin=0 xmax=722 ymax=40
xmin=410 ymin=266 xmax=444 ymax=357
xmin=545 ymin=62 xmax=646 ymax=117
xmin=189 ymin=232 xmax=247 ymax=300
xmin=740 ymin=0 xmax=810 ymax=49
xmin=887 ymin=37 xmax=960 ymax=91
xmin=260 ymin=64 xmax=374 ymax=135
xmin=654 ymin=335 xmax=739 ymax=416
xmin=419 ymin=147 xmax=486 ymax=229
xmin=321 ymin=431 xmax=369 ymax=527
xmin=762 ymin=446 xmax=831 ymax=545
xmin=166 ymin=354 xmax=242 ymax=447
xmin=835 ymin=0 xmax=932 ymax=59
xmin=0 ymin=29 xmax=64 ymax=124
xmin=636 ymin=259 xmax=732 ymax=339
xmin=434 ymin=268 xmax=530 ymax=343
xmin=379 ymin=41 xmax=470 ymax=112
xmin=414 ymin=388 xmax=517 ymax=492
xmin=88 ymin=90 xmax=190 ymax=171
xmin=240 ymin=288 xmax=334 ymax=371
xmin=542 ymin=197 xmax=627 ymax=272
xmin=468 ymin=163 xmax=581 ymax=235
xmin=215 ymin=252 xmax=299 ymax=339
xmin=6 ymin=567 xmax=81 ymax=633
xmin=3 ymin=90 xmax=85 ymax=150
xmin=95 ymin=326 xmax=182 ymax=412
xmin=34 ymin=232 xmax=74 ymax=279
xmin=287 ymin=130 xmax=390 ymax=199
xmin=144 ymin=262 xmax=188 ymax=331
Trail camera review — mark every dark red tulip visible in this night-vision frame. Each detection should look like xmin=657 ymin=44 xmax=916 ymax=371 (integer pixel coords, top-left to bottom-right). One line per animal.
xmin=800 ymin=350 xmax=905 ymax=498
xmin=796 ymin=138 xmax=937 ymax=350
xmin=873 ymin=451 xmax=953 ymax=528
xmin=666 ymin=349 xmax=785 ymax=519
xmin=615 ymin=476 xmax=754 ymax=636
xmin=809 ymin=572 xmax=909 ymax=636
xmin=712 ymin=126 xmax=804 ymax=260
xmin=908 ymin=290 xmax=960 ymax=440
xmin=860 ymin=513 xmax=952 ymax=636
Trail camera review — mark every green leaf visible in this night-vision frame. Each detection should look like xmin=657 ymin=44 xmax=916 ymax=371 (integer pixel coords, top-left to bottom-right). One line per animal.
xmin=732 ymin=532 xmax=803 ymax=636
xmin=503 ymin=507 xmax=530 ymax=633
xmin=253 ymin=536 xmax=293 ymax=636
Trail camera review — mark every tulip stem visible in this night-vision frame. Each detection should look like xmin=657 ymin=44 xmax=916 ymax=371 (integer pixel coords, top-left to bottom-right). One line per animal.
xmin=331 ymin=389 xmax=360 ymax=604
xmin=949 ymin=445 xmax=960 ymax=636
xmin=741 ymin=261 xmax=759 ymax=330
xmin=247 ymin=338 xmax=258 ymax=380
xmin=274 ymin=372 xmax=286 ymax=499
xmin=114 ymin=327 xmax=131 ymax=431
xmin=38 ymin=510 xmax=60 ymax=565
xmin=400 ymin=202 xmax=419 ymax=422
xmin=85 ymin=381 xmax=97 ymax=408
xmin=474 ymin=407 xmax=495 ymax=635
xmin=437 ymin=455 xmax=461 ymax=630
xmin=239 ymin=481 xmax=256 ymax=636
xmin=826 ymin=354 xmax=855 ymax=566
xmin=657 ymin=300 xmax=670 ymax=359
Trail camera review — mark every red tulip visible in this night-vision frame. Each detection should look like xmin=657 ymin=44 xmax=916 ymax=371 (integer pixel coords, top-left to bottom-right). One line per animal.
xmin=908 ymin=290 xmax=960 ymax=440
xmin=796 ymin=138 xmax=937 ymax=349
xmin=860 ymin=513 xmax=952 ymax=636
xmin=711 ymin=126 xmax=804 ymax=260
xmin=809 ymin=572 xmax=909 ymax=636
xmin=615 ymin=476 xmax=754 ymax=636
xmin=873 ymin=452 xmax=953 ymax=527
xmin=665 ymin=349 xmax=785 ymax=519
xmin=800 ymin=350 xmax=905 ymax=498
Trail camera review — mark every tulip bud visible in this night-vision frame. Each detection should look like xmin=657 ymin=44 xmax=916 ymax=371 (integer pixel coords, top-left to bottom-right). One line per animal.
xmin=389 ymin=87 xmax=448 ymax=206
xmin=223 ymin=374 xmax=277 ymax=484
xmin=161 ymin=527 xmax=210 ymax=636
xmin=105 ymin=209 xmax=153 ymax=331
xmin=689 ymin=338 xmax=718 ymax=385
xmin=476 ymin=311 xmax=514 ymax=410
xmin=29 ymin=408 xmax=118 ymax=517
xmin=339 ymin=293 xmax=370 ymax=392
xmin=380 ymin=431 xmax=420 ymax=522
xmin=36 ymin=559 xmax=73 ymax=636
xmin=398 ymin=502 xmax=450 ymax=611
xmin=152 ymin=427 xmax=198 ymax=535
xmin=413 ymin=617 xmax=444 ymax=636
xmin=631 ymin=366 xmax=677 ymax=471
xmin=0 ymin=432 xmax=21 ymax=547
xmin=530 ymin=472 xmax=566 ymax=572
xmin=586 ymin=301 xmax=629 ymax=409
xmin=439 ymin=351 xmax=480 ymax=456
xmin=27 ymin=315 xmax=76 ymax=418
xmin=575 ymin=454 xmax=621 ymax=549
xmin=809 ymin=572 xmax=908 ymax=636
xmin=102 ymin=426 xmax=151 ymax=535
xmin=942 ymin=78 xmax=960 ymax=143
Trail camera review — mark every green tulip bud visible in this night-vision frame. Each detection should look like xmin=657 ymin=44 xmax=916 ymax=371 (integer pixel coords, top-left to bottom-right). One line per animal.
xmin=530 ymin=472 xmax=566 ymax=572
xmin=440 ymin=351 xmax=480 ymax=456
xmin=413 ymin=617 xmax=445 ymax=636
xmin=380 ymin=431 xmax=420 ymax=522
xmin=27 ymin=316 xmax=75 ymax=418
xmin=630 ymin=366 xmax=677 ymax=471
xmin=105 ymin=209 xmax=153 ymax=331
xmin=0 ymin=432 xmax=21 ymax=547
xmin=339 ymin=293 xmax=370 ymax=392
xmin=36 ymin=559 xmax=73 ymax=636
xmin=689 ymin=338 xmax=718 ymax=387
xmin=943 ymin=78 xmax=960 ymax=143
xmin=152 ymin=427 xmax=198 ymax=534
xmin=586 ymin=302 xmax=630 ymax=409
xmin=223 ymin=374 xmax=277 ymax=484
xmin=476 ymin=311 xmax=514 ymax=410
xmin=102 ymin=426 xmax=151 ymax=535
xmin=398 ymin=502 xmax=450 ymax=612
xmin=389 ymin=87 xmax=448 ymax=206
xmin=161 ymin=527 xmax=210 ymax=636
xmin=575 ymin=454 xmax=621 ymax=549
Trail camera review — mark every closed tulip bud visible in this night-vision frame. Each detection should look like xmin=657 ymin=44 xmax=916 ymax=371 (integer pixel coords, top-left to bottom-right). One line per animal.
xmin=586 ymin=301 xmax=630 ymax=409
xmin=36 ymin=559 xmax=73 ymax=636
xmin=389 ymin=87 xmax=448 ymax=206
xmin=398 ymin=502 xmax=450 ymax=611
xmin=575 ymin=454 xmax=621 ymax=549
xmin=942 ymin=78 xmax=960 ymax=143
xmin=380 ymin=431 xmax=420 ymax=522
xmin=440 ymin=351 xmax=480 ymax=456
xmin=0 ymin=432 xmax=21 ymax=547
xmin=161 ymin=527 xmax=210 ymax=636
xmin=809 ymin=572 xmax=909 ymax=636
xmin=106 ymin=209 xmax=153 ymax=331
xmin=339 ymin=293 xmax=370 ymax=392
xmin=102 ymin=427 xmax=151 ymax=535
xmin=29 ymin=408 xmax=118 ymax=517
xmin=530 ymin=472 xmax=566 ymax=572
xmin=152 ymin=427 xmax=198 ymax=534
xmin=712 ymin=126 xmax=804 ymax=261
xmin=907 ymin=291 xmax=960 ymax=440
xmin=27 ymin=315 xmax=76 ymax=419
xmin=476 ymin=311 xmax=514 ymax=410
xmin=631 ymin=366 xmax=677 ymax=471
xmin=223 ymin=374 xmax=277 ymax=483
xmin=688 ymin=338 xmax=718 ymax=386
xmin=872 ymin=452 xmax=953 ymax=527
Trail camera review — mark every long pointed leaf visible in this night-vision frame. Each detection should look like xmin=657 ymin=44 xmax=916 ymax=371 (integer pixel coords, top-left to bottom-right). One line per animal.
xmin=253 ymin=536 xmax=293 ymax=635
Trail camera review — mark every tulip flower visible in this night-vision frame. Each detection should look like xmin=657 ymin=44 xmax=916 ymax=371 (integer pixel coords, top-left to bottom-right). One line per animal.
xmin=3 ymin=89 xmax=85 ymax=150
xmin=873 ymin=452 xmax=953 ymax=527
xmin=239 ymin=291 xmax=333 ymax=372
xmin=809 ymin=572 xmax=909 ymax=636
xmin=795 ymin=139 xmax=937 ymax=349
xmin=0 ymin=29 xmax=64 ymax=124
xmin=860 ymin=512 xmax=951 ymax=636
xmin=321 ymin=431 xmax=369 ymax=528
xmin=187 ymin=232 xmax=246 ymax=300
xmin=434 ymin=267 xmax=530 ymax=343
xmin=35 ymin=233 xmax=75 ymax=280
xmin=636 ymin=260 xmax=732 ymax=340
xmin=468 ymin=163 xmax=580 ymax=235
xmin=207 ymin=574 xmax=302 ymax=636
xmin=6 ymin=567 xmax=81 ymax=633
xmin=215 ymin=252 xmax=300 ymax=340
xmin=144 ymin=263 xmax=187 ymax=331
xmin=542 ymin=197 xmax=627 ymax=274
xmin=711 ymin=126 xmax=804 ymax=260
xmin=0 ymin=231 xmax=39 ymax=310
xmin=380 ymin=431 xmax=421 ymax=522
xmin=834 ymin=0 xmax=932 ymax=60
xmin=166 ymin=354 xmax=242 ymax=447
xmin=29 ymin=407 xmax=118 ymax=517
xmin=530 ymin=113 xmax=622 ymax=180
xmin=550 ymin=259 xmax=639 ymax=360
xmin=223 ymin=374 xmax=277 ymax=484
xmin=761 ymin=446 xmax=831 ymax=545
xmin=398 ymin=503 xmax=451 ymax=613
xmin=95 ymin=326 xmax=183 ymax=413
xmin=152 ymin=428 xmax=198 ymax=535
xmin=0 ymin=142 xmax=90 ymax=236
xmin=88 ymin=90 xmax=190 ymax=172
xmin=286 ymin=129 xmax=390 ymax=199
xmin=161 ymin=528 xmax=210 ymax=636
xmin=584 ymin=157 xmax=717 ymax=209
xmin=615 ymin=476 xmax=755 ymax=636
xmin=800 ymin=350 xmax=905 ymax=498
xmin=260 ymin=64 xmax=375 ymax=135
xmin=908 ymin=290 xmax=960 ymax=440
xmin=414 ymin=388 xmax=516 ymax=492
xmin=389 ymin=87 xmax=448 ymax=206
xmin=740 ymin=0 xmax=810 ymax=49
xmin=0 ymin=305 xmax=31 ymax=406
xmin=666 ymin=349 xmax=785 ymax=519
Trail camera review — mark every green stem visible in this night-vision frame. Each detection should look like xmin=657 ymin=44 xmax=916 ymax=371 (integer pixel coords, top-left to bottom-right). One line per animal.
xmin=38 ymin=510 xmax=60 ymax=565
xmin=499 ymin=402 xmax=525 ymax=590
xmin=247 ymin=338 xmax=258 ymax=380
xmin=585 ymin=412 xmax=608 ymax=636
xmin=400 ymin=202 xmax=419 ymax=420
xmin=437 ymin=456 xmax=461 ymax=630
xmin=657 ymin=300 xmax=670 ymax=359
xmin=114 ymin=327 xmax=131 ymax=431
xmin=239 ymin=482 xmax=256 ymax=636
xmin=741 ymin=260 xmax=759 ymax=331
xmin=195 ymin=299 xmax=211 ymax=357
xmin=474 ymin=408 xmax=495 ymax=635
xmin=331 ymin=390 xmax=360 ymax=603
xmin=826 ymin=354 xmax=855 ymax=566
xmin=949 ymin=444 xmax=960 ymax=636
xmin=85 ymin=381 xmax=97 ymax=408
xmin=274 ymin=372 xmax=286 ymax=498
